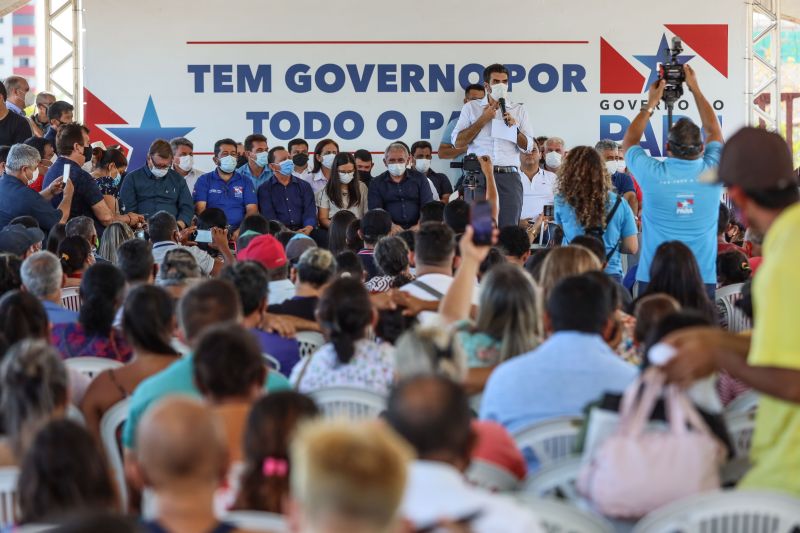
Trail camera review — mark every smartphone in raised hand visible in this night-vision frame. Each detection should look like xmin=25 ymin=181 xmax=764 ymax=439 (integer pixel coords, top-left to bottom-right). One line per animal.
xmin=470 ymin=200 xmax=493 ymax=246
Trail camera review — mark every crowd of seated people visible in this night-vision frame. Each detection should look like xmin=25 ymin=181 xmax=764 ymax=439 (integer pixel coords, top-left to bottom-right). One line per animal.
xmin=0 ymin=67 xmax=797 ymax=532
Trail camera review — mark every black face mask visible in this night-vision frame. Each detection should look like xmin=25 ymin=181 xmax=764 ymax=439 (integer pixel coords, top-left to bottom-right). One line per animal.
xmin=83 ymin=146 xmax=93 ymax=162
xmin=292 ymin=153 xmax=309 ymax=167
xmin=359 ymin=170 xmax=372 ymax=180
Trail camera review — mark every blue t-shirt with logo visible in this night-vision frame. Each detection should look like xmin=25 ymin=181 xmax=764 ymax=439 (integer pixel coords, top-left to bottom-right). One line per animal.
xmin=625 ymin=141 xmax=723 ymax=284
xmin=554 ymin=191 xmax=637 ymax=276
xmin=193 ymin=169 xmax=257 ymax=228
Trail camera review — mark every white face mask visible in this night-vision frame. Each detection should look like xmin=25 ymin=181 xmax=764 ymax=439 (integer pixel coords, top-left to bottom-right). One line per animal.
xmin=490 ymin=83 xmax=508 ymax=100
xmin=414 ymin=159 xmax=431 ymax=173
xmin=50 ymin=154 xmax=57 ymax=164
xmin=616 ymin=160 xmax=626 ymax=173
xmin=387 ymin=163 xmax=406 ymax=177
xmin=24 ymin=91 xmax=35 ymax=108
xmin=177 ymin=155 xmax=193 ymax=172
xmin=338 ymin=172 xmax=354 ymax=184
xmin=545 ymin=151 xmax=562 ymax=169
xmin=321 ymin=153 xmax=336 ymax=169
xmin=27 ymin=167 xmax=39 ymax=185
xmin=605 ymin=161 xmax=618 ymax=175
xmin=151 ymin=166 xmax=168 ymax=178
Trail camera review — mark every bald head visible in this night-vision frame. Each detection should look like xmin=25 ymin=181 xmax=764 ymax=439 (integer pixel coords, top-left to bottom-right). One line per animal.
xmin=384 ymin=375 xmax=473 ymax=464
xmin=136 ymin=397 xmax=227 ymax=489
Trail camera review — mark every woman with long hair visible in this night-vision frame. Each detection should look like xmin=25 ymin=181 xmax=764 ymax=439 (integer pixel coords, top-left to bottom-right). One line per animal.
xmin=50 ymin=263 xmax=132 ymax=362
xmin=90 ymin=148 xmax=128 ymax=213
xmin=97 ymin=221 xmax=134 ymax=265
xmin=317 ymin=153 xmax=369 ymax=228
xmin=308 ymin=138 xmax=340 ymax=194
xmin=80 ymin=285 xmax=180 ymax=438
xmin=232 ymin=391 xmax=319 ymax=514
xmin=328 ymin=210 xmax=358 ymax=256
xmin=553 ymin=146 xmax=638 ymax=283
xmin=640 ymin=240 xmax=717 ymax=322
xmin=439 ymin=228 xmax=540 ymax=392
xmin=289 ymin=277 xmax=395 ymax=395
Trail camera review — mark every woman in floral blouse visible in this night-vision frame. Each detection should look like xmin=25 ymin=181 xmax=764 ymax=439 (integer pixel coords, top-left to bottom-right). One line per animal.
xmin=51 ymin=263 xmax=132 ymax=363
xmin=290 ymin=277 xmax=394 ymax=396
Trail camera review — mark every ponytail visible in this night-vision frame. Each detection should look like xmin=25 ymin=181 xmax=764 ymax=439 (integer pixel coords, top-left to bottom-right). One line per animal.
xmin=317 ymin=277 xmax=373 ymax=365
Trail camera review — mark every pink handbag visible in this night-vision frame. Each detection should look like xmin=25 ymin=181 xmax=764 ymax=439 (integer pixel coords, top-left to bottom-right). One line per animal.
xmin=577 ymin=369 xmax=726 ymax=519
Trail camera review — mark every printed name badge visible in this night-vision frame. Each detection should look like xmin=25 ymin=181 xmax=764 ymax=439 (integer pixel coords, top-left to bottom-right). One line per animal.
xmin=676 ymin=195 xmax=695 ymax=215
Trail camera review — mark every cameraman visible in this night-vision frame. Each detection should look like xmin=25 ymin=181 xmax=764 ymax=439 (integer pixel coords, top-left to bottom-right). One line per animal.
xmin=452 ymin=64 xmax=534 ymax=228
xmin=622 ymin=64 xmax=724 ymax=298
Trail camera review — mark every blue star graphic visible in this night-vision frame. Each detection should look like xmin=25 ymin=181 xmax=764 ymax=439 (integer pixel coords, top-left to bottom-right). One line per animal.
xmin=634 ymin=34 xmax=694 ymax=91
xmin=106 ymin=97 xmax=194 ymax=170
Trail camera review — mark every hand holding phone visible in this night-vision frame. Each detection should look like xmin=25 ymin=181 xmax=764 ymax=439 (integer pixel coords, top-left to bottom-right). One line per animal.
xmin=194 ymin=229 xmax=212 ymax=243
xmin=470 ymin=200 xmax=494 ymax=246
xmin=62 ymin=164 xmax=71 ymax=183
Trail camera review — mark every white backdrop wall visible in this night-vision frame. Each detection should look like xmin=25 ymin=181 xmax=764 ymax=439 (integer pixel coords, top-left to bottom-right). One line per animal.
xmin=82 ymin=0 xmax=747 ymax=176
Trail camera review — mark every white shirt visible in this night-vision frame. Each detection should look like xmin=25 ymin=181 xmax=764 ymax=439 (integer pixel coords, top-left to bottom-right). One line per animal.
xmin=182 ymin=167 xmax=206 ymax=195
xmin=292 ymin=165 xmax=314 ymax=184
xmin=400 ymin=273 xmax=479 ymax=325
xmin=451 ymin=96 xmax=534 ymax=167
xmin=302 ymin=170 xmax=329 ymax=195
xmin=519 ymin=168 xmax=556 ymax=219
xmin=402 ymin=461 xmax=543 ymax=533
xmin=268 ymin=279 xmax=296 ymax=306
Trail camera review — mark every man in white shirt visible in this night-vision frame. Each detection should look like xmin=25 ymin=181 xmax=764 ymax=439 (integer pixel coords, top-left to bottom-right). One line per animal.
xmin=519 ymin=143 xmax=556 ymax=223
xmin=148 ymin=211 xmax=230 ymax=278
xmin=288 ymin=138 xmax=314 ymax=183
xmin=452 ymin=63 xmax=535 ymax=228
xmin=400 ymin=222 xmax=478 ymax=324
xmin=170 ymin=137 xmax=206 ymax=195
xmin=385 ymin=375 xmax=543 ymax=533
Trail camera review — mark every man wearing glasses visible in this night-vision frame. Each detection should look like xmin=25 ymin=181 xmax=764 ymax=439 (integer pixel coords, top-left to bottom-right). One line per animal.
xmin=119 ymin=139 xmax=194 ymax=229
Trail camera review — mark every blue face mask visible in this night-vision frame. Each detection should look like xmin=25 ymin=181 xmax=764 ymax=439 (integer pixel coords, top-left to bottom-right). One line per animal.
xmin=219 ymin=155 xmax=237 ymax=173
xmin=111 ymin=173 xmax=122 ymax=187
xmin=278 ymin=159 xmax=295 ymax=176
xmin=255 ymin=152 xmax=269 ymax=167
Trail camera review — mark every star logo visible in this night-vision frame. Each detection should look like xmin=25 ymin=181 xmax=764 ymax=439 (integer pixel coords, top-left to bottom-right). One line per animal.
xmin=634 ymin=33 xmax=695 ymax=91
xmin=102 ymin=96 xmax=194 ymax=171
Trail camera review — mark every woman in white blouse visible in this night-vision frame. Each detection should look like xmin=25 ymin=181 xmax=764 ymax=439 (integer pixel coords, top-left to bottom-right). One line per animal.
xmin=317 ymin=152 xmax=369 ymax=228
xmin=290 ymin=277 xmax=395 ymax=396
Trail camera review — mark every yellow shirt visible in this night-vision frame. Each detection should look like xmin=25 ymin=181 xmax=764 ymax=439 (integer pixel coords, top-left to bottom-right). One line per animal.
xmin=740 ymin=202 xmax=800 ymax=494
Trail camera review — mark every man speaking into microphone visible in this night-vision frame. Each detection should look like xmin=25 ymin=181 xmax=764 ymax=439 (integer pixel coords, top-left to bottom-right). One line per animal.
xmin=452 ymin=63 xmax=535 ymax=228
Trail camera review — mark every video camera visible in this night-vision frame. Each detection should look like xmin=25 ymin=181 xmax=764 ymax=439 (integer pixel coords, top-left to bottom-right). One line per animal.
xmin=450 ymin=153 xmax=484 ymax=202
xmin=659 ymin=36 xmax=686 ymax=128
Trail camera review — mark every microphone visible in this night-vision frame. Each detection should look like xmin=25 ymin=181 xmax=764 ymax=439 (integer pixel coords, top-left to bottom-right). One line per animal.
xmin=499 ymin=97 xmax=508 ymax=126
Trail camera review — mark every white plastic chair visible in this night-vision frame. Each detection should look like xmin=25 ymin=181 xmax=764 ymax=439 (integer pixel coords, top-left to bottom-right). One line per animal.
xmin=725 ymin=390 xmax=759 ymax=415
xmin=60 ymin=286 xmax=81 ymax=312
xmin=296 ymin=330 xmax=325 ymax=359
xmin=262 ymin=353 xmax=281 ymax=372
xmin=466 ymin=459 xmax=519 ymax=492
xmin=309 ymin=387 xmax=387 ymax=420
xmin=632 ymin=490 xmax=800 ymax=533
xmin=511 ymin=416 xmax=583 ymax=466
xmin=225 ymin=511 xmax=288 ymax=532
xmin=100 ymin=398 xmax=129 ymax=511
xmin=724 ymin=409 xmax=757 ymax=459
xmin=716 ymin=283 xmax=751 ymax=333
xmin=64 ymin=356 xmax=123 ymax=379
xmin=0 ymin=467 xmax=19 ymax=528
xmin=522 ymin=456 xmax=582 ymax=503
xmin=517 ymin=495 xmax=615 ymax=533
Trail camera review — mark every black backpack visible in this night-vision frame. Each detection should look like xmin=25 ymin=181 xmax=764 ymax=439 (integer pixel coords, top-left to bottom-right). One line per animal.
xmin=584 ymin=194 xmax=624 ymax=261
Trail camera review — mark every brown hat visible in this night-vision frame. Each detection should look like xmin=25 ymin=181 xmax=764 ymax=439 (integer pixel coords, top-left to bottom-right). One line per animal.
xmin=708 ymin=127 xmax=798 ymax=190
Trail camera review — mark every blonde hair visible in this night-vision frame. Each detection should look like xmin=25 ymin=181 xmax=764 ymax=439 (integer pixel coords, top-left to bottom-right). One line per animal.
xmin=290 ymin=420 xmax=411 ymax=532
xmin=97 ymin=222 xmax=134 ymax=265
xmin=394 ymin=321 xmax=467 ymax=382
xmin=538 ymin=245 xmax=603 ymax=334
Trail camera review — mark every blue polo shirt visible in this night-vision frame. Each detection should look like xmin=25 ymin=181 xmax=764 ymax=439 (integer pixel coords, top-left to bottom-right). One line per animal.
xmin=257 ymin=175 xmax=317 ymax=230
xmin=367 ymin=170 xmax=433 ymax=229
xmin=237 ymin=162 xmax=273 ymax=191
xmin=193 ymin=169 xmax=257 ymax=228
xmin=554 ymin=191 xmax=638 ymax=276
xmin=0 ymin=174 xmax=62 ymax=231
xmin=611 ymin=171 xmax=635 ymax=196
xmin=625 ymin=142 xmax=723 ymax=284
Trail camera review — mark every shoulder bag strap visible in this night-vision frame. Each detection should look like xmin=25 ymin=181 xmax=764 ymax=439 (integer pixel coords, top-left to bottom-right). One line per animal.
xmin=410 ymin=280 xmax=445 ymax=300
xmin=604 ymin=194 xmax=625 ymax=261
